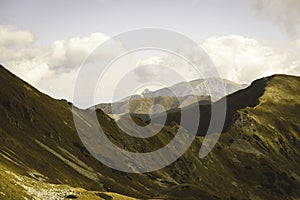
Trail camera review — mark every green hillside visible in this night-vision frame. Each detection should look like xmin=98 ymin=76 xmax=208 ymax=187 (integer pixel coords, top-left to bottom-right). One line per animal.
xmin=0 ymin=64 xmax=299 ymax=199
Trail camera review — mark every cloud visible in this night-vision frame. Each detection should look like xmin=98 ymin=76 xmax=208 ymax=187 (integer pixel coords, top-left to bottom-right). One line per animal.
xmin=255 ymin=0 xmax=300 ymax=37
xmin=1 ymin=26 xmax=300 ymax=103
xmin=49 ymin=33 xmax=110 ymax=70
xmin=135 ymin=35 xmax=300 ymax=84
xmin=201 ymin=35 xmax=300 ymax=83
xmin=134 ymin=56 xmax=196 ymax=83
xmin=0 ymin=26 xmax=111 ymax=100
xmin=133 ymin=43 xmax=215 ymax=85
xmin=294 ymin=39 xmax=300 ymax=50
xmin=0 ymin=26 xmax=35 ymax=47
xmin=0 ymin=27 xmax=50 ymax=85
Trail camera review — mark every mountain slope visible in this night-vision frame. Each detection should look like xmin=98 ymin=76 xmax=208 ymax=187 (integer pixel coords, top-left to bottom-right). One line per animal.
xmin=0 ymin=65 xmax=154 ymax=199
xmin=95 ymin=77 xmax=246 ymax=116
xmin=141 ymin=75 xmax=272 ymax=136
xmin=0 ymin=64 xmax=299 ymax=199
xmin=141 ymin=77 xmax=247 ymax=100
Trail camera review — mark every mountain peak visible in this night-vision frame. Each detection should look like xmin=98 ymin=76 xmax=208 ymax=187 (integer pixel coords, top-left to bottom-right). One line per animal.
xmin=141 ymin=88 xmax=152 ymax=95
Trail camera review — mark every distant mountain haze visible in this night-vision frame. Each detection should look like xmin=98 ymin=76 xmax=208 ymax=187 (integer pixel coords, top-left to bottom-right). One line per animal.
xmin=95 ymin=77 xmax=247 ymax=116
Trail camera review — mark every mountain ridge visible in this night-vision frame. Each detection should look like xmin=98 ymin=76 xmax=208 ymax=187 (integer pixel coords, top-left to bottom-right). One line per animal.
xmin=0 ymin=64 xmax=299 ymax=199
xmin=95 ymin=77 xmax=247 ymax=116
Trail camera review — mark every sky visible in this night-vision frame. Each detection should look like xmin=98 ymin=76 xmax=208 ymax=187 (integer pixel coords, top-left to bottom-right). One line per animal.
xmin=0 ymin=0 xmax=300 ymax=105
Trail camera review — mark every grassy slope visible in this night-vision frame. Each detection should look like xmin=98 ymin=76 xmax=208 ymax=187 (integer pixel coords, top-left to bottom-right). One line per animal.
xmin=0 ymin=163 xmax=135 ymax=200
xmin=0 ymin=64 xmax=299 ymax=199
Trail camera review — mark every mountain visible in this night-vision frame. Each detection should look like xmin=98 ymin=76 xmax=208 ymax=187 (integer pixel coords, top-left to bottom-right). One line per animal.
xmin=95 ymin=95 xmax=210 ymax=117
xmin=95 ymin=78 xmax=246 ymax=116
xmin=0 ymin=64 xmax=299 ymax=199
xmin=140 ymin=77 xmax=247 ymax=100
xmin=132 ymin=75 xmax=272 ymax=136
xmin=0 ymin=65 xmax=140 ymax=199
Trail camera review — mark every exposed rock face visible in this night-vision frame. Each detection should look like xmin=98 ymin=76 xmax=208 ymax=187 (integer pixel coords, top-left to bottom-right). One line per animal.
xmin=140 ymin=78 xmax=247 ymax=99
xmin=95 ymin=78 xmax=246 ymax=116
xmin=0 ymin=64 xmax=299 ymax=199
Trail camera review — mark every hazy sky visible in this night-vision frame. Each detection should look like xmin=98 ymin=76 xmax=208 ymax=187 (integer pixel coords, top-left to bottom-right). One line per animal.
xmin=0 ymin=0 xmax=296 ymax=44
xmin=0 ymin=0 xmax=300 ymax=104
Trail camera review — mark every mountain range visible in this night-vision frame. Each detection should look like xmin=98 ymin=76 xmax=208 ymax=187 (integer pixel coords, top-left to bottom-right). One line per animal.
xmin=95 ymin=78 xmax=247 ymax=116
xmin=0 ymin=64 xmax=299 ymax=199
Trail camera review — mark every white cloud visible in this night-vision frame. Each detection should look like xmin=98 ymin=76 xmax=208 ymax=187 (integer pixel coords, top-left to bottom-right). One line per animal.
xmin=0 ymin=26 xmax=35 ymax=47
xmin=0 ymin=27 xmax=51 ymax=85
xmin=134 ymin=35 xmax=300 ymax=84
xmin=201 ymin=35 xmax=300 ymax=83
xmin=0 ymin=26 xmax=111 ymax=100
xmin=50 ymin=33 xmax=109 ymax=70
xmin=294 ymin=39 xmax=300 ymax=51
xmin=1 ymin=26 xmax=300 ymax=103
xmin=38 ymin=69 xmax=79 ymax=102
xmin=134 ymin=55 xmax=198 ymax=82
xmin=133 ymin=43 xmax=215 ymax=85
xmin=256 ymin=0 xmax=300 ymax=37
